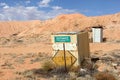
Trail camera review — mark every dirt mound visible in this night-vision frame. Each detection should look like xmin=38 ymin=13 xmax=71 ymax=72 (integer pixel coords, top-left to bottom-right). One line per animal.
xmin=55 ymin=13 xmax=87 ymax=19
xmin=0 ymin=20 xmax=41 ymax=37
xmin=0 ymin=13 xmax=120 ymax=42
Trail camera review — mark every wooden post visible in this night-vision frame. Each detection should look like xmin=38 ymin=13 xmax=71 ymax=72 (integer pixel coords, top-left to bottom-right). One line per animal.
xmin=63 ymin=43 xmax=67 ymax=72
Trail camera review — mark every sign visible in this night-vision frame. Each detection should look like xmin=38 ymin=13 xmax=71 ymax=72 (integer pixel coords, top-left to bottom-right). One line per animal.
xmin=52 ymin=43 xmax=77 ymax=50
xmin=54 ymin=36 xmax=71 ymax=42
xmin=52 ymin=50 xmax=77 ymax=67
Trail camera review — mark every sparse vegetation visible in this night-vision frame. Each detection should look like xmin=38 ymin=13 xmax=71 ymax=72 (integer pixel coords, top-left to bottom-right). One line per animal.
xmin=42 ymin=60 xmax=55 ymax=72
xmin=94 ymin=72 xmax=116 ymax=80
xmin=70 ymin=66 xmax=80 ymax=73
xmin=1 ymin=50 xmax=120 ymax=80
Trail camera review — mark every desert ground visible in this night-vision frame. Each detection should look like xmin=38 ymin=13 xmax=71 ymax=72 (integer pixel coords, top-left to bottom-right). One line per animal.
xmin=0 ymin=13 xmax=120 ymax=80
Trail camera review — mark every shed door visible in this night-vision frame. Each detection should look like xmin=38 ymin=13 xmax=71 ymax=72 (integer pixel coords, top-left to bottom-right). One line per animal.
xmin=92 ymin=28 xmax=102 ymax=42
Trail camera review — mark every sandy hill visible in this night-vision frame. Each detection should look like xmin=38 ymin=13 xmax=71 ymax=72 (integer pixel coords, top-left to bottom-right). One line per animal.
xmin=0 ymin=20 xmax=41 ymax=37
xmin=0 ymin=13 xmax=120 ymax=42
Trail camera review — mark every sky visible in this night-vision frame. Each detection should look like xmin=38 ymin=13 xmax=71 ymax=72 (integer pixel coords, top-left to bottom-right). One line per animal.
xmin=0 ymin=0 xmax=120 ymax=21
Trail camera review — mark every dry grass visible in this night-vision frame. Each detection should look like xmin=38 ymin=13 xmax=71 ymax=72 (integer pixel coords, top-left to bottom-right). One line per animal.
xmin=42 ymin=60 xmax=55 ymax=72
xmin=69 ymin=66 xmax=80 ymax=73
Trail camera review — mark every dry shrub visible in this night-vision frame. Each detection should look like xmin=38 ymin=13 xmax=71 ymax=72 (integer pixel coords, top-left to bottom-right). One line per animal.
xmin=94 ymin=72 xmax=116 ymax=80
xmin=81 ymin=59 xmax=93 ymax=70
xmin=54 ymin=66 xmax=69 ymax=73
xmin=69 ymin=66 xmax=80 ymax=72
xmin=42 ymin=60 xmax=55 ymax=72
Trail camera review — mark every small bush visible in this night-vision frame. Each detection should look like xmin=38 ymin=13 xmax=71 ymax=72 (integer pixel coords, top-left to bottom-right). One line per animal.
xmin=42 ymin=60 xmax=55 ymax=72
xmin=94 ymin=72 xmax=116 ymax=80
xmin=53 ymin=66 xmax=69 ymax=73
xmin=69 ymin=66 xmax=80 ymax=72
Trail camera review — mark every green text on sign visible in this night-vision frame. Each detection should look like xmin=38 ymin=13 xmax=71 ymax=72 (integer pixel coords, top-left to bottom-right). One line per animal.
xmin=54 ymin=36 xmax=71 ymax=42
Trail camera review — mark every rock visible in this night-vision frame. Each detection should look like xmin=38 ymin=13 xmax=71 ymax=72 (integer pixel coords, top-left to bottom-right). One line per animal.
xmin=96 ymin=62 xmax=113 ymax=72
xmin=112 ymin=63 xmax=118 ymax=66
xmin=79 ymin=68 xmax=88 ymax=76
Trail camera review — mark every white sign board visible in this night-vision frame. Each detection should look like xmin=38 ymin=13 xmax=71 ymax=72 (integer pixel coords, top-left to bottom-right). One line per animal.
xmin=52 ymin=43 xmax=77 ymax=50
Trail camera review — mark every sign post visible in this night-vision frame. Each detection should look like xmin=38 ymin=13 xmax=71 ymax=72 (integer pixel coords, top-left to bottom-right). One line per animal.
xmin=52 ymin=35 xmax=77 ymax=72
xmin=63 ymin=43 xmax=67 ymax=72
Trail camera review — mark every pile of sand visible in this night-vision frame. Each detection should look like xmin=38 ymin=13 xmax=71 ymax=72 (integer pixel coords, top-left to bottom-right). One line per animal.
xmin=0 ymin=13 xmax=120 ymax=40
